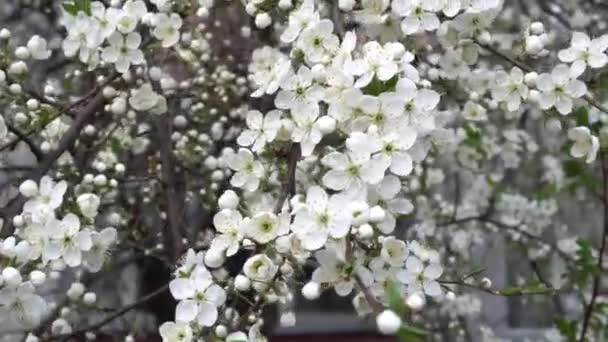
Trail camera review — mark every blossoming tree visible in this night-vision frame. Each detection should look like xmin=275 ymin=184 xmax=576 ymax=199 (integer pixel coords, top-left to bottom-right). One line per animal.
xmin=0 ymin=0 xmax=607 ymax=341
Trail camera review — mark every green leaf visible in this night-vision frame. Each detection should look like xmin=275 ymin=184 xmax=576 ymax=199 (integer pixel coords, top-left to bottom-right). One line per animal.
xmin=555 ymin=318 xmax=578 ymax=342
xmin=362 ymin=76 xmax=398 ymax=96
xmin=397 ymin=325 xmax=428 ymax=342
xmin=562 ymin=160 xmax=584 ymax=178
xmin=463 ymin=124 xmax=483 ymax=149
xmin=533 ymin=182 xmax=558 ymax=200
xmin=37 ymin=107 xmax=56 ymax=128
xmin=63 ymin=0 xmax=92 ymax=16
xmin=387 ymin=281 xmax=406 ymax=315
xmin=574 ymin=106 xmax=589 ymax=127
xmin=63 ymin=3 xmax=79 ymax=15
xmin=496 ymin=284 xmax=555 ymax=296
xmin=572 ymin=239 xmax=600 ymax=289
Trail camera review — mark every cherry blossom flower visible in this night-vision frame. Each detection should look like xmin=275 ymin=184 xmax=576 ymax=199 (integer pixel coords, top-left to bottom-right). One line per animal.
xmin=321 ymin=149 xmax=385 ymax=191
xmin=237 ymin=110 xmax=282 ymax=152
xmin=211 ymin=209 xmax=245 ymax=256
xmin=368 ymin=175 xmax=414 ymax=233
xmin=101 ymin=32 xmax=145 ymax=73
xmin=397 ymin=256 xmax=443 ymax=297
xmin=291 ymin=186 xmax=352 ymax=250
xmin=558 ymin=32 xmax=608 ymax=75
xmin=536 ymin=64 xmax=587 ymax=115
xmin=296 ymin=19 xmax=339 ymax=64
xmin=44 ymin=214 xmax=92 ymax=267
xmin=280 ymin=0 xmax=319 ymax=43
xmin=391 ymin=0 xmax=441 ymax=35
xmin=348 ymin=41 xmax=399 ymax=88
xmin=226 ymin=149 xmax=265 ymax=191
xmin=159 ymin=322 xmax=193 ymax=342
xmin=153 ymin=13 xmax=183 ymax=47
xmin=492 ymin=67 xmax=528 ymax=112
xmin=26 ymin=36 xmax=51 ymax=60
xmin=82 ymin=227 xmax=117 ymax=272
xmin=568 ymin=126 xmax=599 ymax=163
xmin=275 ymin=66 xmax=323 ymax=111
xmin=0 ymin=282 xmax=47 ymax=328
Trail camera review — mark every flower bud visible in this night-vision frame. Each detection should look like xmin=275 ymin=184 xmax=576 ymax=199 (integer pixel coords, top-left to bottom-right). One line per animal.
xmin=369 ymin=206 xmax=386 ymax=222
xmin=215 ymin=325 xmax=228 ymax=338
xmin=278 ymin=0 xmax=292 ymax=10
xmin=30 ymin=270 xmax=46 ymax=285
xmin=406 ymin=292 xmax=426 ymax=310
xmin=19 ymin=179 xmax=38 ymax=197
xmin=524 ymin=72 xmax=538 ymax=87
xmin=0 ymin=28 xmax=11 ymax=40
xmin=218 ymin=190 xmax=239 ymax=209
xmin=358 ymin=223 xmax=374 ymax=239
xmin=255 ymin=13 xmax=272 ymax=29
xmin=302 ymin=281 xmax=320 ymax=300
xmin=316 ymin=115 xmax=336 ymax=135
xmin=339 ymin=0 xmax=356 ymax=11
xmin=12 ymin=215 xmax=24 ymax=227
xmin=204 ymin=248 xmax=225 ymax=268
xmin=235 ymin=274 xmax=251 ymax=291
xmin=376 ymin=310 xmax=401 ymax=334
xmin=530 ymin=22 xmax=544 ymax=35
xmin=67 ymin=282 xmax=85 ymax=300
xmin=2 ymin=267 xmax=22 ymax=287
xmin=83 ymin=292 xmax=97 ymax=305
xmin=15 ymin=46 xmax=30 ymax=59
xmin=525 ymin=35 xmax=543 ymax=55
xmin=477 ymin=31 xmax=492 ymax=45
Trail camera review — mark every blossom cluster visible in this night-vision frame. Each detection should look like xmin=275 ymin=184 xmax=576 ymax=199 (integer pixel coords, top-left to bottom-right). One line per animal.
xmin=0 ymin=176 xmax=116 ymax=331
xmin=2 ymin=0 xmax=608 ymax=341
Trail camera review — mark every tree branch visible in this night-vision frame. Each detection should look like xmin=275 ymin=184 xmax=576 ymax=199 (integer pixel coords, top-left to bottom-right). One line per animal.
xmin=5 ymin=123 xmax=43 ymax=161
xmin=578 ymin=152 xmax=608 ymax=341
xmin=475 ymin=41 xmax=608 ymax=115
xmin=51 ymin=283 xmax=170 ymax=341
xmin=156 ymin=114 xmax=183 ymax=262
xmin=1 ymin=86 xmax=112 ymax=236
xmin=273 ymin=143 xmax=301 ymax=214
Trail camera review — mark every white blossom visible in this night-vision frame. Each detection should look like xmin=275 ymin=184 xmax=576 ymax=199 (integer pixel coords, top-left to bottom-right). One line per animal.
xmin=568 ymin=127 xmax=599 ymax=163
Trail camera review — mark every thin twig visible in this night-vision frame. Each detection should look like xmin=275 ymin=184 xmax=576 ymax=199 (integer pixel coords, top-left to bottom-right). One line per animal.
xmin=157 ymin=114 xmax=183 ymax=262
xmin=578 ymin=152 xmax=608 ymax=341
xmin=475 ymin=41 xmax=608 ymax=115
xmin=51 ymin=283 xmax=170 ymax=341
xmin=273 ymin=143 xmax=301 ymax=214
xmin=6 ymin=123 xmax=43 ymax=161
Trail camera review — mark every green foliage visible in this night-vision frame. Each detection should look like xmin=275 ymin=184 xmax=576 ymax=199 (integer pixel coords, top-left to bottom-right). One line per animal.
xmin=387 ymin=281 xmax=406 ymax=316
xmin=363 ymin=76 xmax=398 ymax=96
xmin=495 ymin=283 xmax=556 ymax=296
xmin=385 ymin=281 xmax=429 ymax=341
xmin=555 ymin=318 xmax=578 ymax=342
xmin=563 ymin=159 xmax=585 ymax=178
xmin=533 ymin=182 xmax=559 ymax=200
xmin=36 ymin=107 xmax=56 ymax=129
xmin=63 ymin=0 xmax=92 ymax=16
xmin=562 ymin=159 xmax=600 ymax=195
xmin=572 ymin=239 xmax=600 ymax=289
xmin=575 ymin=107 xmax=589 ymax=127
xmin=462 ymin=124 xmax=488 ymax=159
xmin=254 ymin=0 xmax=279 ymax=14
xmin=397 ymin=325 xmax=428 ymax=342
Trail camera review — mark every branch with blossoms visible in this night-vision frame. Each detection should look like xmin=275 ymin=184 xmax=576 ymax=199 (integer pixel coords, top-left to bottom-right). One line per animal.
xmin=2 ymin=0 xmax=608 ymax=341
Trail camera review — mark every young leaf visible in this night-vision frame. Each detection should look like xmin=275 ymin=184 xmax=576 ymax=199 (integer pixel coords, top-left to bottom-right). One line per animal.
xmin=397 ymin=325 xmax=428 ymax=342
